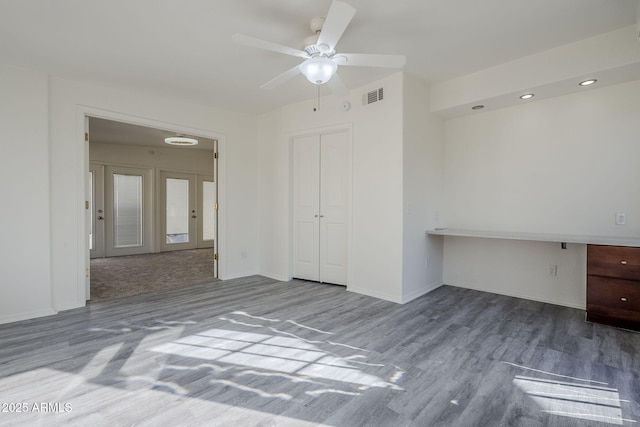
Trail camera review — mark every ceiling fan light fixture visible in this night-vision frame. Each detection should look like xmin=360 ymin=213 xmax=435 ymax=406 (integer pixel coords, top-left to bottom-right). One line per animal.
xmin=299 ymin=57 xmax=337 ymax=85
xmin=164 ymin=136 xmax=198 ymax=146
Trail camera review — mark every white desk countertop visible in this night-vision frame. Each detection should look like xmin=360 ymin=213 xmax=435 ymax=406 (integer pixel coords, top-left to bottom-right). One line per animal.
xmin=425 ymin=228 xmax=640 ymax=247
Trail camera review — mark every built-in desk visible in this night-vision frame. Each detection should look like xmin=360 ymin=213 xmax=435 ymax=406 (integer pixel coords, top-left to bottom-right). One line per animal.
xmin=426 ymin=228 xmax=640 ymax=331
xmin=425 ymin=228 xmax=640 ymax=247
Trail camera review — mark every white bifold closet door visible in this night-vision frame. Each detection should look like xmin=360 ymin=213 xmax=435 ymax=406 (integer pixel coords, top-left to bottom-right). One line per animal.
xmin=293 ymin=131 xmax=348 ymax=285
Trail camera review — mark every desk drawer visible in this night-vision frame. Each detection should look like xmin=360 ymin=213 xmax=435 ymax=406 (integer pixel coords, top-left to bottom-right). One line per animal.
xmin=587 ymin=275 xmax=640 ymax=328
xmin=587 ymin=245 xmax=640 ymax=281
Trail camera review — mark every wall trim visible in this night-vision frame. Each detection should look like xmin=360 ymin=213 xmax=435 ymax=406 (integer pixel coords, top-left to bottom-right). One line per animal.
xmin=347 ymin=286 xmax=403 ymax=304
xmin=401 ymin=280 xmax=443 ymax=304
xmin=0 ymin=308 xmax=57 ymax=326
xmin=76 ymin=105 xmax=228 ymax=298
xmin=260 ymin=272 xmax=290 ymax=283
xmin=446 ymin=281 xmax=586 ymax=310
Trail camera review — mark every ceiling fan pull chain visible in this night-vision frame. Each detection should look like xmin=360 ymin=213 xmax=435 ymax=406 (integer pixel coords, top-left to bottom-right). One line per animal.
xmin=314 ymin=84 xmax=320 ymax=112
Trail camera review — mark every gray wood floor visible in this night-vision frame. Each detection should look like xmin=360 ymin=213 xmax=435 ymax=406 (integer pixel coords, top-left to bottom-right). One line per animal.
xmin=1 ymin=276 xmax=639 ymax=426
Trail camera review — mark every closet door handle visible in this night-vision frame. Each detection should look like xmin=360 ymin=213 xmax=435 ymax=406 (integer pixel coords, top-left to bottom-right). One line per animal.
xmin=319 ymin=215 xmax=324 ymax=218
xmin=314 ymin=215 xmax=319 ymax=218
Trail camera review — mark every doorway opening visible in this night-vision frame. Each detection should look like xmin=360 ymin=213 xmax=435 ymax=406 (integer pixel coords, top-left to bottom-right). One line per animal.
xmin=85 ymin=116 xmax=220 ymax=303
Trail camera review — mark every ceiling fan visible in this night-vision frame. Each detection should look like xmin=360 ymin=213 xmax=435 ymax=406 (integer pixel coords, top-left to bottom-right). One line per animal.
xmin=232 ymin=0 xmax=406 ymax=97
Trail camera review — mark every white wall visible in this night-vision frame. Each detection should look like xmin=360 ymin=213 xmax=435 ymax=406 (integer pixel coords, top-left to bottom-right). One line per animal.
xmin=441 ymin=79 xmax=640 ymax=308
xmin=0 ymin=64 xmax=55 ymax=323
xmin=443 ymin=238 xmax=586 ymax=309
xmin=402 ymin=75 xmax=444 ymax=302
xmin=49 ymin=76 xmax=259 ymax=312
xmin=89 ymin=142 xmax=213 ymax=174
xmin=257 ymin=108 xmax=289 ymax=281
xmin=258 ymin=73 xmax=432 ymax=302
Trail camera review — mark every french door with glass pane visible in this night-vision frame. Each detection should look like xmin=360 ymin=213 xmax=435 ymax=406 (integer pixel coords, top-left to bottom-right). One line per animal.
xmin=104 ymin=166 xmax=153 ymax=257
xmin=161 ymin=172 xmax=215 ymax=252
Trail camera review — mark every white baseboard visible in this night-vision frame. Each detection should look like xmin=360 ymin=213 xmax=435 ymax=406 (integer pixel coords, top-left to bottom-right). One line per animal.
xmin=55 ymin=300 xmax=86 ymax=312
xmin=259 ymin=272 xmax=290 ymax=282
xmin=402 ymin=280 xmax=443 ymax=304
xmin=346 ymin=286 xmax=403 ymax=304
xmin=0 ymin=307 xmax=57 ymax=326
xmin=219 ymin=271 xmax=260 ymax=281
xmin=447 ymin=281 xmax=585 ymax=310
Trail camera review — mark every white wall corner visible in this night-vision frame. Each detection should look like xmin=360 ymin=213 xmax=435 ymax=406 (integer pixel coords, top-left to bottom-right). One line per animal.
xmin=401 ymin=280 xmax=443 ymax=304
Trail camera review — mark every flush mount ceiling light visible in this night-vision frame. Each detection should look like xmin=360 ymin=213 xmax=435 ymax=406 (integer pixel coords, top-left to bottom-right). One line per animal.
xmin=164 ymin=136 xmax=198 ymax=146
xmin=520 ymin=93 xmax=534 ymax=100
xmin=579 ymin=79 xmax=597 ymax=86
xmin=298 ymin=56 xmax=338 ymax=85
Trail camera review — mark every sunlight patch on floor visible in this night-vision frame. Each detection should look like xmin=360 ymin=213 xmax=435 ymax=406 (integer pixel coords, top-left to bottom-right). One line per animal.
xmin=0 ymin=368 xmax=331 ymax=426
xmin=513 ymin=375 xmax=636 ymax=425
xmin=150 ymin=327 xmax=403 ymax=391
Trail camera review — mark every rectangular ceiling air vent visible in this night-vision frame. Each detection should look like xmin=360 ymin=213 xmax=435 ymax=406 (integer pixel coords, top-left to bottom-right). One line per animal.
xmin=363 ymin=87 xmax=384 ymax=106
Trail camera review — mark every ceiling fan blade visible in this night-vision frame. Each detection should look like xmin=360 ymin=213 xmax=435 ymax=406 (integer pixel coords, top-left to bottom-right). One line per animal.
xmin=232 ymin=33 xmax=308 ymax=58
xmin=260 ymin=66 xmax=301 ymax=90
xmin=316 ymin=1 xmax=356 ymax=51
xmin=336 ymin=53 xmax=406 ymax=68
xmin=327 ymin=73 xmax=349 ymax=97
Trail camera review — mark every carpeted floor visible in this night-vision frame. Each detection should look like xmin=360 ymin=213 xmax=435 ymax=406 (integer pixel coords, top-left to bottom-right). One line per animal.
xmin=89 ymin=248 xmax=217 ymax=303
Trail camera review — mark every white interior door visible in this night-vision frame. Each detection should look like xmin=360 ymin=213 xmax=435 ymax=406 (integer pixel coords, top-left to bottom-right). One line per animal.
xmin=161 ymin=171 xmax=197 ymax=251
xmin=292 ymin=135 xmax=321 ymax=281
xmin=89 ymin=163 xmax=105 ymax=259
xmin=292 ymin=131 xmax=349 ymax=285
xmin=105 ymin=166 xmax=153 ymax=257
xmin=319 ymin=131 xmax=348 ymax=285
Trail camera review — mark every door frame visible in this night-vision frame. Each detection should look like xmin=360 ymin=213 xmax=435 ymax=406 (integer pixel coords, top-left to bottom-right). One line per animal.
xmin=288 ymin=123 xmax=353 ymax=287
xmin=77 ymin=106 xmax=227 ymax=303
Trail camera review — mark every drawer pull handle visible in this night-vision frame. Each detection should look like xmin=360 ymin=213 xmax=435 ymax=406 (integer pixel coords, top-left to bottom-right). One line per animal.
xmin=620 ymin=260 xmax=628 ymax=265
xmin=621 ymin=297 xmax=628 ymax=302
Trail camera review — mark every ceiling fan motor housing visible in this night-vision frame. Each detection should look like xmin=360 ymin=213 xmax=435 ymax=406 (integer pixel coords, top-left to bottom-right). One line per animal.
xmin=232 ymin=0 xmax=405 ymax=95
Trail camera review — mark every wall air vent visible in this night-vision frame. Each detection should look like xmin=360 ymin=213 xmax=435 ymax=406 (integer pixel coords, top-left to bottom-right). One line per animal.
xmin=363 ymin=87 xmax=384 ymax=106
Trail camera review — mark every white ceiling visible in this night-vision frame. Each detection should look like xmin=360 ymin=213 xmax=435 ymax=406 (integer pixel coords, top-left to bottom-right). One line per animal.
xmin=89 ymin=117 xmax=217 ymax=151
xmin=1 ymin=0 xmax=638 ymax=116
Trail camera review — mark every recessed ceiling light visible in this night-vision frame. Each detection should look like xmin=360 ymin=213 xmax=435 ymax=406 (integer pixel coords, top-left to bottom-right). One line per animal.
xmin=472 ymin=105 xmax=484 ymax=110
xmin=579 ymin=79 xmax=597 ymax=86
xmin=164 ymin=136 xmax=198 ymax=146
xmin=520 ymin=93 xmax=534 ymax=100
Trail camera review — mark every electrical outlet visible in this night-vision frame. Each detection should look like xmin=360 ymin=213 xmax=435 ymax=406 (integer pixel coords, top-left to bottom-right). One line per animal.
xmin=615 ymin=213 xmax=626 ymax=225
xmin=548 ymin=265 xmax=557 ymax=276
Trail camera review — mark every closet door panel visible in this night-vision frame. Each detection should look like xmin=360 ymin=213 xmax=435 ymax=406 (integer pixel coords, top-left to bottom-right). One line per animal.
xmin=319 ymin=131 xmax=348 ymax=285
xmin=292 ymin=135 xmax=321 ymax=281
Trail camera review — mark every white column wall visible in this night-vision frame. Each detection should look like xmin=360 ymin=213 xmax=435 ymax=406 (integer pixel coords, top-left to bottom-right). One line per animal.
xmin=0 ymin=64 xmax=55 ymax=323
xmin=402 ymin=75 xmax=445 ymax=303
xmin=257 ymin=73 xmax=406 ymax=303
